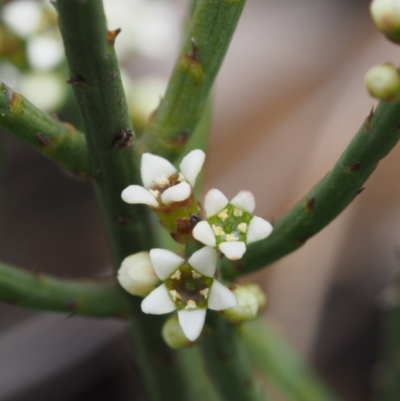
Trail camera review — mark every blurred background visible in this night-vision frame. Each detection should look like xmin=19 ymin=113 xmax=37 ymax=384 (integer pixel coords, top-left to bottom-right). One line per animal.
xmin=0 ymin=0 xmax=398 ymax=400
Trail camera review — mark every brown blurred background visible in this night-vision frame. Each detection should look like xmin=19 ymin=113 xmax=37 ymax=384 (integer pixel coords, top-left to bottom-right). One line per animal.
xmin=1 ymin=0 xmax=398 ymax=400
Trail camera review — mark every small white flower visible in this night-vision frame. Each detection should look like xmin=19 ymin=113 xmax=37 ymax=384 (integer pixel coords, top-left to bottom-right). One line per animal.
xmin=117 ymin=252 xmax=159 ymax=297
xmin=141 ymin=247 xmax=237 ymax=341
xmin=192 ymin=189 xmax=273 ymax=260
xmin=121 ymin=150 xmax=205 ymax=208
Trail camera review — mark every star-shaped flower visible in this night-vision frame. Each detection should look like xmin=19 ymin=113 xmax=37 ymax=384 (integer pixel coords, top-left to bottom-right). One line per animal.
xmin=141 ymin=246 xmax=237 ymax=341
xmin=121 ymin=149 xmax=205 ymax=208
xmin=192 ymin=189 xmax=273 ymax=260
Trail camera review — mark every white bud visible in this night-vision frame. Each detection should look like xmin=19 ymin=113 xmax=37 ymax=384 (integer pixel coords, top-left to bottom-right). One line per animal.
xmin=162 ymin=314 xmax=196 ymax=349
xmin=371 ymin=0 xmax=400 ymax=42
xmin=221 ymin=285 xmax=259 ymax=324
xmin=365 ymin=63 xmax=400 ymax=101
xmin=244 ymin=283 xmax=267 ymax=313
xmin=117 ymin=252 xmax=159 ymax=297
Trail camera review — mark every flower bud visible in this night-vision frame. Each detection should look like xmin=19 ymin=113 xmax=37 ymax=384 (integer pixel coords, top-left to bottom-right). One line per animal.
xmin=117 ymin=252 xmax=159 ymax=297
xmin=370 ymin=0 xmax=400 ymax=43
xmin=244 ymin=283 xmax=267 ymax=313
xmin=365 ymin=63 xmax=400 ymax=101
xmin=162 ymin=315 xmax=197 ymax=349
xmin=220 ymin=284 xmax=259 ymax=324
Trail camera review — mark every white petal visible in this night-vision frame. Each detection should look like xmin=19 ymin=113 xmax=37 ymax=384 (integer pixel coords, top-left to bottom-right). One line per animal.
xmin=141 ymin=153 xmax=177 ymax=188
xmin=208 ymin=281 xmax=237 ymax=310
xmin=219 ymin=241 xmax=246 ymax=260
xmin=179 ymin=149 xmax=206 ymax=187
xmin=121 ymin=185 xmax=159 ymax=207
xmin=161 ymin=182 xmax=191 ymax=205
xmin=230 ymin=191 xmax=255 ymax=214
xmin=192 ymin=221 xmax=216 ymax=247
xmin=204 ymin=189 xmax=229 ymax=218
xmin=188 ymin=246 xmax=217 ymax=277
xmin=150 ymin=249 xmax=185 ymax=280
xmin=178 ymin=309 xmax=206 ymax=341
xmin=247 ymin=216 xmax=273 ymax=244
xmin=141 ymin=284 xmax=176 ymax=314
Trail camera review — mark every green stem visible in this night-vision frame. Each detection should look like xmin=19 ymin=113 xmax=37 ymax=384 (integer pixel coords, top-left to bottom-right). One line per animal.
xmin=242 ymin=318 xmax=340 ymax=401
xmin=139 ymin=0 xmax=246 ymax=161
xmin=56 ymin=2 xmax=195 ymax=400
xmin=221 ymin=102 xmax=400 ymax=279
xmin=0 ymin=82 xmax=90 ymax=177
xmin=200 ymin=312 xmax=268 ymax=401
xmin=0 ymin=260 xmax=134 ymax=318
xmin=56 ymin=0 xmax=152 ymax=266
xmin=378 ymin=273 xmax=400 ymax=401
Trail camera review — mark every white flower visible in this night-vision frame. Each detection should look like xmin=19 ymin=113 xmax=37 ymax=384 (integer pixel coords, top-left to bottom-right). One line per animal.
xmin=192 ymin=189 xmax=273 ymax=260
xmin=141 ymin=247 xmax=237 ymax=341
xmin=371 ymin=0 xmax=400 ymax=41
xmin=121 ymin=150 xmax=205 ymax=208
xmin=117 ymin=252 xmax=159 ymax=297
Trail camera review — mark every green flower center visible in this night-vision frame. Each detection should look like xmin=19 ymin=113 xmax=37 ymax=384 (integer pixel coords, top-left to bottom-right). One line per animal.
xmin=164 ymin=262 xmax=214 ymax=310
xmin=207 ymin=203 xmax=252 ymax=246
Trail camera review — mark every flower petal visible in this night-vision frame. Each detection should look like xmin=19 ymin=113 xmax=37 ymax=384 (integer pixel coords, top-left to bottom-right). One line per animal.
xmin=141 ymin=284 xmax=176 ymax=314
xmin=230 ymin=190 xmax=255 ymax=214
xmin=192 ymin=221 xmax=216 ymax=247
xmin=188 ymin=246 xmax=217 ymax=277
xmin=204 ymin=189 xmax=229 ymax=218
xmin=161 ymin=182 xmax=191 ymax=205
xmin=141 ymin=153 xmax=177 ymax=188
xmin=121 ymin=185 xmax=159 ymax=207
xmin=219 ymin=241 xmax=246 ymax=260
xmin=247 ymin=216 xmax=273 ymax=244
xmin=150 ymin=249 xmax=185 ymax=280
xmin=178 ymin=309 xmax=206 ymax=341
xmin=179 ymin=149 xmax=205 ymax=187
xmin=208 ymin=281 xmax=237 ymax=310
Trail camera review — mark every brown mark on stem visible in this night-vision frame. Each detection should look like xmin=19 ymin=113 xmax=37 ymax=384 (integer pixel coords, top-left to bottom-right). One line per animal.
xmin=355 ymin=187 xmax=365 ymax=197
xmin=35 ymin=132 xmax=54 ymax=148
xmin=168 ymin=131 xmax=188 ymax=151
xmin=156 ymin=353 xmax=175 ymax=367
xmin=363 ymin=107 xmax=374 ymax=133
xmin=67 ymin=299 xmax=80 ymax=312
xmin=107 ymin=28 xmax=121 ymax=46
xmin=114 ymin=128 xmax=133 ymax=148
xmin=218 ymin=354 xmax=231 ymax=364
xmin=2 ymin=83 xmax=17 ymax=107
xmin=67 ymin=73 xmax=86 ymax=87
xmin=116 ymin=216 xmax=132 ymax=225
xmin=350 ymin=161 xmax=361 ymax=172
xmin=306 ymin=197 xmax=315 ymax=211
xmin=188 ymin=37 xmax=199 ymax=61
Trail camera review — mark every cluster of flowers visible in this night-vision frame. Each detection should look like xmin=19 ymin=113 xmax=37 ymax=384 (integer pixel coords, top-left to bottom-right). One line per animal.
xmin=118 ymin=150 xmax=272 ymax=343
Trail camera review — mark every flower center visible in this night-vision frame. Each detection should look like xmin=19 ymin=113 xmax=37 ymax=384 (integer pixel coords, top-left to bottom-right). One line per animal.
xmin=164 ymin=262 xmax=213 ymax=310
xmin=148 ymin=173 xmax=186 ymax=202
xmin=207 ymin=203 xmax=252 ymax=246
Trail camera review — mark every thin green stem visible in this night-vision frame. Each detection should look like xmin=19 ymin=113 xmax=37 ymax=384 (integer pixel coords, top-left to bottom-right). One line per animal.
xmin=0 ymin=260 xmax=135 ymax=318
xmin=221 ymin=102 xmax=400 ymax=279
xmin=242 ymin=318 xmax=340 ymax=401
xmin=377 ymin=270 xmax=400 ymax=401
xmin=0 ymin=82 xmax=90 ymax=177
xmin=139 ymin=0 xmax=246 ymax=161
xmin=200 ymin=312 xmax=268 ymax=401
xmin=56 ymin=0 xmax=152 ymax=266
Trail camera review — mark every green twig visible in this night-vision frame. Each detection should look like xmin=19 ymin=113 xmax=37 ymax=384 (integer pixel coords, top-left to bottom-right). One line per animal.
xmin=0 ymin=82 xmax=90 ymax=177
xmin=56 ymin=0 xmax=153 ymax=266
xmin=221 ymin=102 xmax=400 ymax=279
xmin=377 ymin=269 xmax=400 ymax=401
xmin=56 ymin=2 xmax=196 ymax=400
xmin=139 ymin=0 xmax=246 ymax=161
xmin=200 ymin=312 xmax=268 ymax=401
xmin=0 ymin=260 xmax=134 ymax=318
xmin=242 ymin=318 xmax=340 ymax=401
